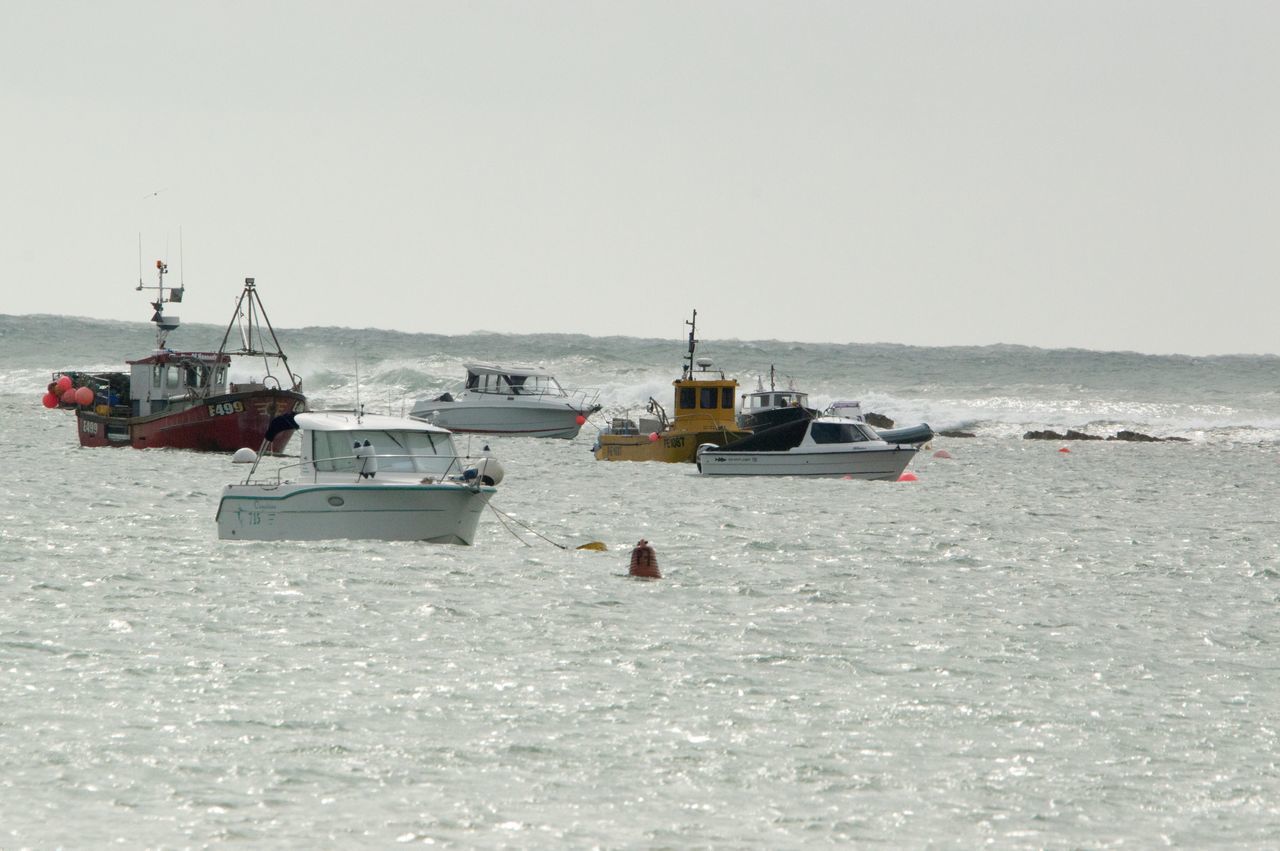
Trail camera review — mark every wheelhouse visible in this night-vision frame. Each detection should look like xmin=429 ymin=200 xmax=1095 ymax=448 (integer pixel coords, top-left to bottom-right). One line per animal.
xmin=463 ymin=364 xmax=566 ymax=397
xmin=126 ymin=351 xmax=231 ymax=416
xmin=297 ymin=412 xmax=462 ymax=479
xmin=741 ymin=389 xmax=810 ymax=413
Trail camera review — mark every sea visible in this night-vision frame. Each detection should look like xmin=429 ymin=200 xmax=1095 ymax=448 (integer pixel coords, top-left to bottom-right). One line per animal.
xmin=2 ymin=314 xmax=1279 ymax=849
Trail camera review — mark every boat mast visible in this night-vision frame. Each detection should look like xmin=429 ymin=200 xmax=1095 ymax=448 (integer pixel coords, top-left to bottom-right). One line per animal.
xmin=682 ymin=309 xmax=698 ymax=380
xmin=136 ymin=257 xmax=184 ymax=350
xmin=217 ymin=278 xmax=300 ymax=391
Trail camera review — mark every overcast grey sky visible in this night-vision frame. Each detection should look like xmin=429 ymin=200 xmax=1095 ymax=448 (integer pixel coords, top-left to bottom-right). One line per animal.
xmin=2 ymin=2 xmax=1276 ymax=354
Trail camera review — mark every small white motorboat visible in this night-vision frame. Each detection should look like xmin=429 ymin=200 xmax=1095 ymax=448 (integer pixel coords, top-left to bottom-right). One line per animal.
xmin=216 ymin=410 xmax=501 ymax=543
xmin=696 ymin=415 xmax=918 ymax=479
xmin=410 ymin=363 xmax=600 ymax=439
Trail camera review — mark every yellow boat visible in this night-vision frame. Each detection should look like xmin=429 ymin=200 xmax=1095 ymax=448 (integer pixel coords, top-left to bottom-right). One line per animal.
xmin=594 ymin=311 xmax=750 ymax=463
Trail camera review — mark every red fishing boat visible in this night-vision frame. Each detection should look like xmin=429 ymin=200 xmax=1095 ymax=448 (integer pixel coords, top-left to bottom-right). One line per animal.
xmin=57 ymin=261 xmax=306 ymax=452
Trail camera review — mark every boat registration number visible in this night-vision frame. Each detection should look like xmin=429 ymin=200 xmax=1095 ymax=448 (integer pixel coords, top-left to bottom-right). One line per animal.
xmin=81 ymin=419 xmax=99 ymax=436
xmin=208 ymin=401 xmax=246 ymax=417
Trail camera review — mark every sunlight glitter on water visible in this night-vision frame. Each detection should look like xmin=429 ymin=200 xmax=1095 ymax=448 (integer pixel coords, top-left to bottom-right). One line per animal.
xmin=4 ymin=326 xmax=1280 ymax=846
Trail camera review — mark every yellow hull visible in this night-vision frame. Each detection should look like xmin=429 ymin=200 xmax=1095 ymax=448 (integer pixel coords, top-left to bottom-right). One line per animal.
xmin=594 ymin=427 xmax=750 ymax=463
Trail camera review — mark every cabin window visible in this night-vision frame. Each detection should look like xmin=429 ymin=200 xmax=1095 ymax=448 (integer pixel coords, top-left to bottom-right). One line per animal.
xmin=312 ymin=431 xmax=358 ymax=473
xmin=680 ymin=387 xmax=696 ymax=409
xmin=403 ymin=431 xmax=459 ymax=475
xmin=312 ymin=429 xmax=459 ymax=475
xmin=700 ymin=388 xmax=717 ymax=408
xmin=475 ymin=373 xmax=514 ymax=394
xmin=166 ymin=366 xmax=181 ymax=390
xmin=722 ymin=388 xmax=734 ymax=409
xmin=810 ymin=422 xmax=869 ymax=444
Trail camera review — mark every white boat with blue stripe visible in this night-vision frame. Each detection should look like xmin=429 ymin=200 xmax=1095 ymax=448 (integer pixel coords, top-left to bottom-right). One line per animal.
xmin=216 ymin=410 xmax=501 ymax=544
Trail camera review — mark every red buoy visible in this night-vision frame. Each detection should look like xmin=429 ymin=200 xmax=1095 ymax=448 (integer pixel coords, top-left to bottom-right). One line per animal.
xmin=648 ymin=432 xmax=659 ymax=442
xmin=629 ymin=539 xmax=661 ymax=578
xmin=55 ymin=375 xmax=73 ymax=392
xmin=898 ymin=471 xmax=919 ymax=482
xmin=575 ymin=414 xmax=586 ymax=426
xmin=1059 ymin=447 xmax=1071 ymax=454
xmin=41 ymin=392 xmax=58 ymax=408
xmin=74 ymin=386 xmax=94 ymax=406
xmin=60 ymin=388 xmax=77 ymax=405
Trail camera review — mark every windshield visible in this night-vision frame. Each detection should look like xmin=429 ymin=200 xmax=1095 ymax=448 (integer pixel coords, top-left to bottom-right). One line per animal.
xmin=810 ymin=421 xmax=874 ymax=444
xmin=312 ymin=429 xmax=459 ymax=475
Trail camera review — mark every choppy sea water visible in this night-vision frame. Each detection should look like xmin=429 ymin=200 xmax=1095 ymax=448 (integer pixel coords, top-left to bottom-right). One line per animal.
xmin=2 ymin=315 xmax=1280 ymax=847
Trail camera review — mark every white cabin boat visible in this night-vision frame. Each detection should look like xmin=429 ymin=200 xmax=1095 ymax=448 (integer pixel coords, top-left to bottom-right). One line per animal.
xmin=696 ymin=415 xmax=918 ymax=479
xmin=411 ymin=363 xmax=600 ymax=439
xmin=216 ymin=410 xmax=500 ymax=543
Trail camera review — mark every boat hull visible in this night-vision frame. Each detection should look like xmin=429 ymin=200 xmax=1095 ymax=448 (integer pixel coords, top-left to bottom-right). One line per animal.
xmin=595 ymin=426 xmax=750 ymax=463
xmin=216 ymin=482 xmax=495 ymax=544
xmin=411 ymin=401 xmax=590 ymax=439
xmin=696 ymin=445 xmax=917 ymax=479
xmin=75 ymin=390 xmax=305 ymax=452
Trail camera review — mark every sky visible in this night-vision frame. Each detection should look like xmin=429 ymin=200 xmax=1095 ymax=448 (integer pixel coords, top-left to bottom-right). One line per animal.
xmin=2 ymin=1 xmax=1277 ymax=355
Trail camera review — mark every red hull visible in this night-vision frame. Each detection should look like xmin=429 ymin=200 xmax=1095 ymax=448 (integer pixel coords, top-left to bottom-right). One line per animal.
xmin=75 ymin=390 xmax=305 ymax=452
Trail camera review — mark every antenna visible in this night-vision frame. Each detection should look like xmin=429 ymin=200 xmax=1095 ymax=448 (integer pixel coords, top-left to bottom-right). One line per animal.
xmin=683 ymin=309 xmax=698 ymax=379
xmin=179 ymin=227 xmax=185 ymax=288
xmin=137 ymin=234 xmax=143 ymax=290
xmin=354 ymin=351 xmax=362 ymax=414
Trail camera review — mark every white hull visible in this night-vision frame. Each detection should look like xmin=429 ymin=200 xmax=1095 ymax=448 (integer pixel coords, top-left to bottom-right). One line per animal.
xmin=217 ymin=482 xmax=495 ymax=543
xmin=410 ymin=400 xmax=587 ymax=439
xmin=697 ymin=445 xmax=916 ymax=479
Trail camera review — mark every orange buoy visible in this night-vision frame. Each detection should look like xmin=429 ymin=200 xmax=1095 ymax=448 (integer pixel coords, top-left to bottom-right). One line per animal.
xmin=628 ymin=539 xmax=661 ymax=578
